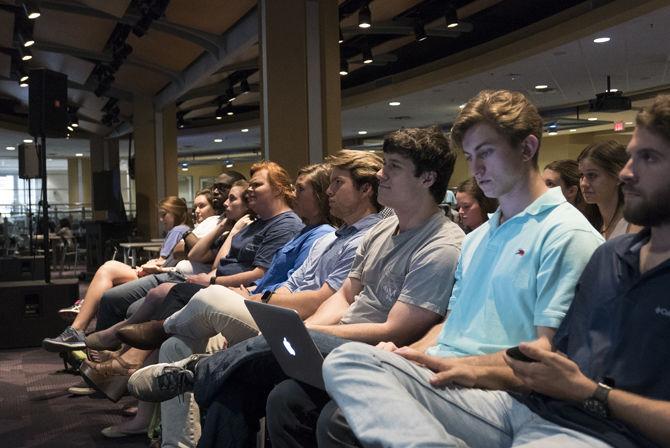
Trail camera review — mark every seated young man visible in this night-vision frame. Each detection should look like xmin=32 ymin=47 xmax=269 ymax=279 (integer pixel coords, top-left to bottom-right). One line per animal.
xmin=267 ymin=90 xmax=605 ymax=447
xmin=323 ymin=95 xmax=670 ymax=448
xmin=129 ymin=126 xmax=466 ymax=447
xmin=133 ymin=149 xmax=385 ymax=448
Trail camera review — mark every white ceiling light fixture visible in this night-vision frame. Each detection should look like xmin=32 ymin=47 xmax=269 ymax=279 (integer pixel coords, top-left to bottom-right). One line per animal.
xmin=587 ymin=117 xmax=598 ymax=121
xmin=241 ymin=128 xmax=249 ymax=133
xmin=569 ymin=129 xmax=577 ymax=132
xmin=358 ymin=130 xmax=368 ymax=135
xmin=548 ymin=131 xmax=558 ymax=136
xmin=534 ymin=84 xmax=549 ymax=90
xmin=6 ymin=146 xmax=15 ymax=151
xmin=358 ymin=4 xmax=371 ymax=29
xmin=389 ymin=101 xmax=401 ymax=106
xmin=593 ymin=37 xmax=611 ymax=43
xmin=75 ymin=153 xmax=83 ymax=157
xmin=23 ymin=138 xmax=33 ymax=143
xmin=214 ymin=138 xmax=223 ymax=143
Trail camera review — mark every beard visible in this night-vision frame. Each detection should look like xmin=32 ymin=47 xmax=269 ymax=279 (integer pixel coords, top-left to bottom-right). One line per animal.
xmin=623 ymin=184 xmax=670 ymax=226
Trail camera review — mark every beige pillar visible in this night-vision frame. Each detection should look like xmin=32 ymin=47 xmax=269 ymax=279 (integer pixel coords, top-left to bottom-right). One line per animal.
xmin=133 ymin=95 xmax=178 ymax=238
xmin=259 ymin=0 xmax=341 ymax=176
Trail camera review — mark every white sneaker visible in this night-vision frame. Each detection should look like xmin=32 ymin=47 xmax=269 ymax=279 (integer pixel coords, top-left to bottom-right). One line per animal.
xmin=58 ymin=299 xmax=84 ymax=323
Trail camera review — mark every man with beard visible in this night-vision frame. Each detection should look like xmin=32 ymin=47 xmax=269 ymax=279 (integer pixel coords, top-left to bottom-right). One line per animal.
xmin=323 ymin=94 xmax=670 ymax=447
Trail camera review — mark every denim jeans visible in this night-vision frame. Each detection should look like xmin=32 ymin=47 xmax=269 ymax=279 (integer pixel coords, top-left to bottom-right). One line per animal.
xmin=323 ymin=342 xmax=613 ymax=448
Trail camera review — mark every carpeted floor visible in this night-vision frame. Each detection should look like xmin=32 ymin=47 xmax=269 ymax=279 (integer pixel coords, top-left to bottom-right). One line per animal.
xmin=0 ymin=347 xmax=150 ymax=447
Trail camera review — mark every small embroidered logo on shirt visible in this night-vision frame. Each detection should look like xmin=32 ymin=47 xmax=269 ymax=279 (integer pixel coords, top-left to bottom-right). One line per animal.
xmin=515 ymin=249 xmax=525 ymax=256
xmin=656 ymin=306 xmax=670 ymax=318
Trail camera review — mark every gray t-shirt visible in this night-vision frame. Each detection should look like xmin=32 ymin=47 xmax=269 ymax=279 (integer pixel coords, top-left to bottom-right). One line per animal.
xmin=341 ymin=211 xmax=464 ymax=324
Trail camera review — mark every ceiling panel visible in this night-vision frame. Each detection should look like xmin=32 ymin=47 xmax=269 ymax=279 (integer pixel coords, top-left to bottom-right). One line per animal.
xmin=127 ymin=29 xmax=203 ymax=73
xmin=165 ymin=0 xmax=256 ymax=35
xmin=113 ymin=64 xmax=170 ymax=95
xmin=79 ymin=0 xmax=131 ymax=18
xmin=31 ymin=49 xmax=96 ymax=85
xmin=34 ymin=9 xmax=113 ymax=53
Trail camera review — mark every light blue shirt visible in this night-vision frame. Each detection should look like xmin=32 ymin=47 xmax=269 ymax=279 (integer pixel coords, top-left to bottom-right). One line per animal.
xmin=282 ymin=213 xmax=383 ymax=293
xmin=428 ymin=187 xmax=604 ymax=358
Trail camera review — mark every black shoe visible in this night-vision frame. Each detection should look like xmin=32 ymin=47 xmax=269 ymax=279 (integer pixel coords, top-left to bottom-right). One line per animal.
xmin=42 ymin=326 xmax=86 ymax=352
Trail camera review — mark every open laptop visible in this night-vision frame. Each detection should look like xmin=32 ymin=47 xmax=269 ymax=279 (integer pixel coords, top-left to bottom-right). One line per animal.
xmin=245 ymin=300 xmax=325 ymax=389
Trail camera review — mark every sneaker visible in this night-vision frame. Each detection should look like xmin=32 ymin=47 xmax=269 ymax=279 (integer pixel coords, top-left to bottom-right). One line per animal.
xmin=67 ymin=382 xmax=96 ymax=396
xmin=42 ymin=326 xmax=86 ymax=352
xmin=58 ymin=299 xmax=83 ymax=323
xmin=127 ymin=354 xmax=210 ymax=402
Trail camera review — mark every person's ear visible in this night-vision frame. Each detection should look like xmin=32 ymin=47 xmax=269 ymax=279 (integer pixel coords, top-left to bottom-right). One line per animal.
xmin=520 ymin=134 xmax=540 ymax=162
xmin=420 ymin=171 xmax=437 ymax=188
xmin=565 ymin=185 xmax=578 ymax=203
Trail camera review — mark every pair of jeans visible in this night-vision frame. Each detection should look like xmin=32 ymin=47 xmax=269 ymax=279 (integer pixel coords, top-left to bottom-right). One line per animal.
xmin=95 ymin=273 xmax=169 ymax=330
xmin=323 ymin=342 xmax=613 ymax=448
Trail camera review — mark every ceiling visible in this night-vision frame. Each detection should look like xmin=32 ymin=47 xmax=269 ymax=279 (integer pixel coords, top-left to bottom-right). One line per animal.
xmin=0 ymin=0 xmax=668 ymax=161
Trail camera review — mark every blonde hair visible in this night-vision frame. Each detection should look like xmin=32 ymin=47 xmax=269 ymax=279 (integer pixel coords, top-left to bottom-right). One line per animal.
xmin=159 ymin=196 xmax=192 ymax=227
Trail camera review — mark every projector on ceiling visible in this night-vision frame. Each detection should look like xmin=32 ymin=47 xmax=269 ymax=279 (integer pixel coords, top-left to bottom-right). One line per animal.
xmin=589 ymin=91 xmax=632 ymax=112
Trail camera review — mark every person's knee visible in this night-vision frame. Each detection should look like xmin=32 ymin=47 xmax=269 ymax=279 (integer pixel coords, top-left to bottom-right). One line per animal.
xmin=323 ymin=342 xmax=375 ymax=382
xmin=266 ymin=380 xmax=304 ymax=431
xmin=317 ymin=401 xmax=360 ymax=448
xmin=145 ymin=282 xmax=172 ymax=306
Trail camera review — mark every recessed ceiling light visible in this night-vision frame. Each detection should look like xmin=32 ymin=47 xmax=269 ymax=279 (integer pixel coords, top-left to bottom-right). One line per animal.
xmin=593 ymin=37 xmax=610 ymax=43
xmin=241 ymin=128 xmax=249 ymax=133
xmin=389 ymin=101 xmax=401 ymax=106
xmin=225 ymin=163 xmax=234 ymax=168
xmin=569 ymin=129 xmax=577 ymax=132
xmin=216 ymin=116 xmax=222 ymax=120
xmin=459 ymin=104 xmax=466 ymax=109
xmin=625 ymin=121 xmax=633 ymax=125
xmin=608 ymin=88 xmax=618 ymax=92
xmin=358 ymin=130 xmax=368 ymax=135
xmin=23 ymin=138 xmax=33 ymax=143
xmin=226 ymin=111 xmax=234 ymax=116
xmin=5 ymin=146 xmax=15 ymax=150
xmin=19 ymin=82 xmax=28 ymax=88
xmin=181 ymin=167 xmax=189 ymax=171
xmin=548 ymin=131 xmax=558 ymax=136
xmin=587 ymin=117 xmax=598 ymax=121
xmin=75 ymin=153 xmax=83 ymax=157
xmin=534 ymin=84 xmax=549 ymax=90
xmin=214 ymin=138 xmax=223 ymax=143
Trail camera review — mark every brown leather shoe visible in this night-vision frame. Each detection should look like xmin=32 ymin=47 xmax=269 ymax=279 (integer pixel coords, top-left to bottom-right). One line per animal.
xmin=117 ymin=320 xmax=169 ymax=350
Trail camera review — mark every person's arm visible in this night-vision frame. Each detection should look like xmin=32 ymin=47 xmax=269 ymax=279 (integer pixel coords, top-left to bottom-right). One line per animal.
xmin=188 ymin=218 xmax=232 ymax=263
xmin=304 ymin=277 xmax=360 ymax=325
xmin=309 ymin=300 xmax=443 ymax=347
xmin=393 ymin=327 xmax=555 ymax=390
xmin=214 ymin=266 xmax=267 ymax=287
xmin=261 ymin=282 xmax=336 ymax=320
xmin=505 ymin=342 xmax=670 ymax=448
xmin=170 ymin=240 xmax=188 ymax=260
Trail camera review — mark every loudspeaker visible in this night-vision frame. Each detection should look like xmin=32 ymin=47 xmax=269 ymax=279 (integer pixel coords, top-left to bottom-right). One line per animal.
xmin=28 ymin=69 xmax=68 ymax=138
xmin=0 ymin=279 xmax=78 ymax=348
xmin=0 ymin=256 xmax=45 ymax=281
xmin=18 ymin=142 xmax=42 ymax=179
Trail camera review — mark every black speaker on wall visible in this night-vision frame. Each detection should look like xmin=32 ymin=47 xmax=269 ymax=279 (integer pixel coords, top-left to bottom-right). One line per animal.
xmin=28 ymin=69 xmax=68 ymax=138
xmin=18 ymin=143 xmax=43 ymax=179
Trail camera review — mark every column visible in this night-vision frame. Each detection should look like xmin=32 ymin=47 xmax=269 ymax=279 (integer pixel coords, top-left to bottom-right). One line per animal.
xmin=133 ymin=96 xmax=178 ymax=238
xmin=259 ymin=0 xmax=341 ymax=176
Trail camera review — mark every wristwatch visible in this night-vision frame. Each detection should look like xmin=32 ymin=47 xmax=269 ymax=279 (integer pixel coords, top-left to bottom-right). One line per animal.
xmin=209 ymin=275 xmax=217 ymax=285
xmin=261 ymin=290 xmax=273 ymax=303
xmin=583 ymin=382 xmax=612 ymax=418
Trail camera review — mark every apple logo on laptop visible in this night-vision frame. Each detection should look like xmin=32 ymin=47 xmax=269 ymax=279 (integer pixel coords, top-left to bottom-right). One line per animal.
xmin=282 ymin=337 xmax=296 ymax=356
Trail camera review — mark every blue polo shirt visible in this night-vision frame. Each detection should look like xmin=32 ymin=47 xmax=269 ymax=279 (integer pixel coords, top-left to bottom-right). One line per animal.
xmin=253 ymin=223 xmax=335 ymax=293
xmin=516 ymin=229 xmax=670 ymax=448
xmin=429 ymin=188 xmax=603 ymax=358
xmin=282 ymin=212 xmax=384 ymax=293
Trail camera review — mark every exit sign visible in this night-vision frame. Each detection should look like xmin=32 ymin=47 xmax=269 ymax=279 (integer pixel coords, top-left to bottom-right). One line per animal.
xmin=614 ymin=121 xmax=624 ymax=132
